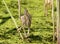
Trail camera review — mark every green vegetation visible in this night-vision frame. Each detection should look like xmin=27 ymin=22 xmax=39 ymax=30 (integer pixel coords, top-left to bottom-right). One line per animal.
xmin=0 ymin=0 xmax=56 ymax=44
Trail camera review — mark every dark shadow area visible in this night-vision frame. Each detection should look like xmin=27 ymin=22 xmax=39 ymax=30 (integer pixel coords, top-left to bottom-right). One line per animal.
xmin=54 ymin=7 xmax=57 ymax=12
xmin=4 ymin=28 xmax=17 ymax=35
xmin=0 ymin=17 xmax=11 ymax=26
xmin=27 ymin=34 xmax=42 ymax=43
xmin=0 ymin=34 xmax=11 ymax=39
xmin=0 ymin=15 xmax=18 ymax=26
xmin=0 ymin=28 xmax=17 ymax=39
xmin=30 ymin=28 xmax=35 ymax=32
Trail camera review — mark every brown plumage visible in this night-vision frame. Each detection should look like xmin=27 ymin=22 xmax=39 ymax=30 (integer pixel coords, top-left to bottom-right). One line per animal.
xmin=20 ymin=9 xmax=31 ymax=27
xmin=20 ymin=8 xmax=32 ymax=37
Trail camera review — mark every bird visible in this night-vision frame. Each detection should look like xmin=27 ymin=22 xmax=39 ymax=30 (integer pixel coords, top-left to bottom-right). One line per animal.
xmin=20 ymin=8 xmax=32 ymax=38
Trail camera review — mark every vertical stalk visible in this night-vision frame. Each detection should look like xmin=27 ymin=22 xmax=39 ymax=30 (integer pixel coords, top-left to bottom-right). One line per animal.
xmin=56 ymin=0 xmax=60 ymax=44
xmin=18 ymin=0 xmax=21 ymax=19
xmin=51 ymin=0 xmax=55 ymax=44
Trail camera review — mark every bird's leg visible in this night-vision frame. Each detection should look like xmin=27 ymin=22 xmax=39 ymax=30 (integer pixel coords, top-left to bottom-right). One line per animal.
xmin=27 ymin=27 xmax=30 ymax=36
xmin=17 ymin=27 xmax=24 ymax=40
xmin=22 ymin=26 xmax=27 ymax=38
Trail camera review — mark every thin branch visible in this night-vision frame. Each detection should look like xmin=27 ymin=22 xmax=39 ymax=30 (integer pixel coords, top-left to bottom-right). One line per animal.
xmin=18 ymin=0 xmax=21 ymax=19
xmin=56 ymin=0 xmax=60 ymax=44
xmin=3 ymin=0 xmax=23 ymax=39
xmin=3 ymin=0 xmax=18 ymax=29
xmin=51 ymin=0 xmax=55 ymax=44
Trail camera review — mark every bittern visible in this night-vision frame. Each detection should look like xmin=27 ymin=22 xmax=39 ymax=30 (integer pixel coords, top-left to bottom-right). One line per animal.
xmin=20 ymin=8 xmax=32 ymax=38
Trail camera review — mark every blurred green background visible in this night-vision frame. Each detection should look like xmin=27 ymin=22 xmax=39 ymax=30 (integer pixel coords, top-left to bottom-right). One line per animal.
xmin=0 ymin=0 xmax=57 ymax=44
